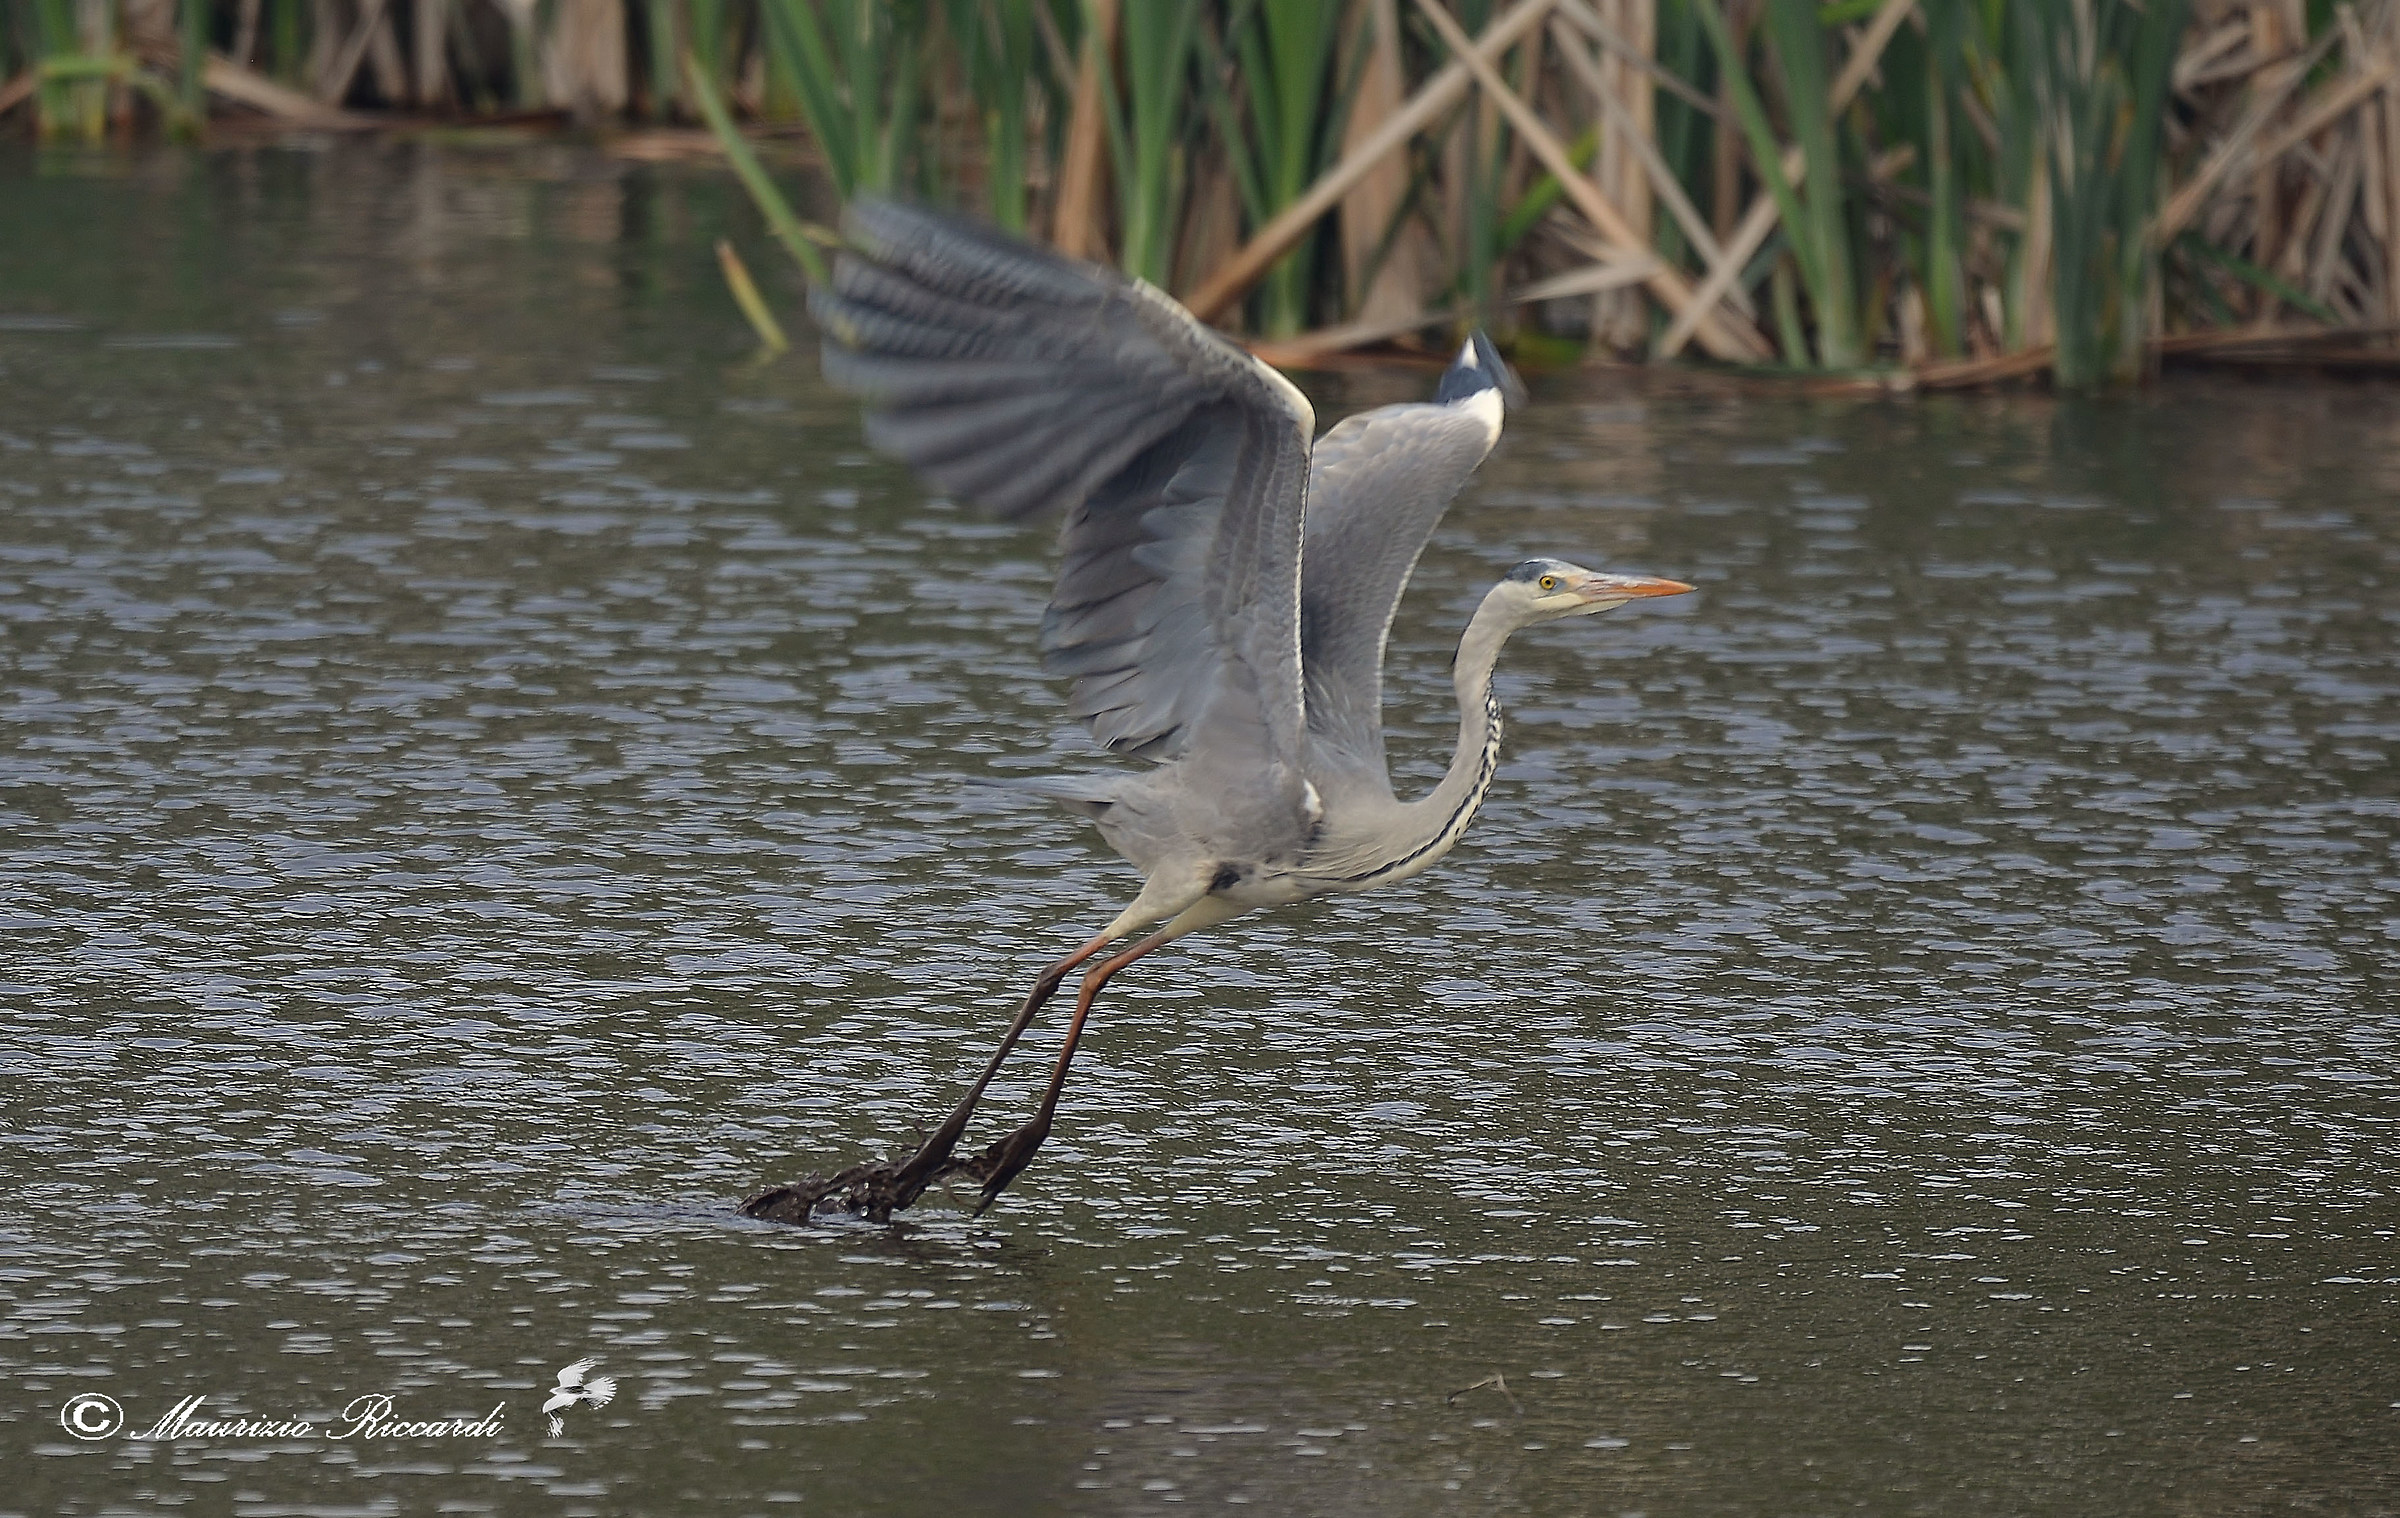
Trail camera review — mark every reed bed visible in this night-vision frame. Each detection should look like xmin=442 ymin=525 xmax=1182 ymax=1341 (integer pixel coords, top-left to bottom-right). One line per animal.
xmin=9 ymin=0 xmax=2400 ymax=386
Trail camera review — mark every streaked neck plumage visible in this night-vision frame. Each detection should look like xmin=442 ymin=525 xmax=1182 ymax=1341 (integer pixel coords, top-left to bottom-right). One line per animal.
xmin=1330 ymin=587 xmax=1516 ymax=888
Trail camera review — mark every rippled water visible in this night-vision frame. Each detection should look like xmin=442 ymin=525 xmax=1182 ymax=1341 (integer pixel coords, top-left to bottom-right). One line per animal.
xmin=3 ymin=144 xmax=2396 ymax=1516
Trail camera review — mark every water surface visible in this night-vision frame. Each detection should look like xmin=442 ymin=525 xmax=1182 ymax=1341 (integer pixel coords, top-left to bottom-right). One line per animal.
xmin=2 ymin=144 xmax=2396 ymax=1516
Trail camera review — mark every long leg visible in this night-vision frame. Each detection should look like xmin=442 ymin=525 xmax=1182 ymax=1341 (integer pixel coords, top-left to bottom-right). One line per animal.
xmin=740 ymin=929 xmax=1117 ymax=1222
xmin=881 ymin=930 xmax=1116 ymax=1204
xmin=966 ymin=897 xmax=1240 ymax=1214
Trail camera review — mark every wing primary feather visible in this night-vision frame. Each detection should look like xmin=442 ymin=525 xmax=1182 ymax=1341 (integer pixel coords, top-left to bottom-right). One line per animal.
xmin=817 ymin=199 xmax=1315 ymax=768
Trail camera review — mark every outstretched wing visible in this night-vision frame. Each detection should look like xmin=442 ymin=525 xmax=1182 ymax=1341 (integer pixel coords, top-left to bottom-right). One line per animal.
xmin=813 ymin=200 xmax=1315 ymax=766
xmin=555 ymin=1358 xmax=596 ymax=1391
xmin=1298 ymin=336 xmax=1509 ymax=774
xmin=583 ymin=1375 xmax=617 ymax=1408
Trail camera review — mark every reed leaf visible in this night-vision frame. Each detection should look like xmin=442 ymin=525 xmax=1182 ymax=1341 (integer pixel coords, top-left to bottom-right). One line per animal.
xmin=1103 ymin=0 xmax=1199 ymax=288
xmin=716 ymin=236 xmax=792 ymax=356
xmin=687 ymin=50 xmax=830 ymax=284
xmin=1652 ymin=0 xmax=1715 ymax=277
xmin=269 ymin=0 xmax=302 ymax=83
xmin=32 ymin=0 xmax=103 ymax=139
xmin=940 ymin=0 xmax=1042 ymax=233
xmin=1912 ymin=0 xmax=1969 ymax=357
xmin=1693 ymin=0 xmax=1827 ymax=363
xmin=2018 ymin=0 xmax=2184 ymax=386
xmin=2172 ymin=232 xmax=2339 ymax=326
xmin=179 ymin=0 xmax=206 ymax=130
xmin=1760 ymin=0 xmax=1860 ymax=366
xmin=758 ymin=0 xmax=928 ymax=199
xmin=646 ymin=0 xmax=681 ymax=117
xmin=685 ymin=0 xmax=727 ymax=92
xmin=759 ymin=2 xmax=857 ymax=193
xmin=1493 ymin=125 xmax=1597 ymax=253
xmin=1225 ymin=0 xmax=1345 ymax=334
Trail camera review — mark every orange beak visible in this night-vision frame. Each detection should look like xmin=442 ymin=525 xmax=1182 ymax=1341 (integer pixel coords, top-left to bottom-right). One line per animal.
xmin=1577 ymin=572 xmax=1695 ymax=600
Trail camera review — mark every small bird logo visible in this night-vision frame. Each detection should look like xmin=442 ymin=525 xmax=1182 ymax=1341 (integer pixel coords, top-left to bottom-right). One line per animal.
xmin=542 ymin=1358 xmax=617 ymax=1437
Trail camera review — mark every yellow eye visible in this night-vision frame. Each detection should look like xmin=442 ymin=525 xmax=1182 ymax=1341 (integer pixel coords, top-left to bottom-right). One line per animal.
xmin=1538 ymin=575 xmax=1557 ymax=592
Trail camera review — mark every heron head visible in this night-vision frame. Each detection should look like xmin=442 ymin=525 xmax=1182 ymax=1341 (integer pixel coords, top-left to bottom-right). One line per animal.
xmin=1503 ymin=558 xmax=1694 ymax=624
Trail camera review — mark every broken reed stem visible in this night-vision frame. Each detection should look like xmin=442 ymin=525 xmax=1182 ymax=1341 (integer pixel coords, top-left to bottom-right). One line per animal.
xmin=687 ymin=51 xmax=829 ymax=286
xmin=716 ymin=237 xmax=791 ymax=357
xmin=1183 ymin=0 xmax=1558 ymax=322
xmin=1547 ymin=13 xmax=1748 ymax=315
xmin=1409 ymin=0 xmax=1770 ymax=360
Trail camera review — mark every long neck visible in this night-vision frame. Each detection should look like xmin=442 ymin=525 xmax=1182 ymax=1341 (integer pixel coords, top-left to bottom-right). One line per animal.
xmin=1393 ymin=591 xmax=1513 ymax=848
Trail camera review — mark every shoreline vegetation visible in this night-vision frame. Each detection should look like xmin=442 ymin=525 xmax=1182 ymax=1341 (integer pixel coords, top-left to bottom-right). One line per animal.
xmin=8 ymin=2 xmax=2400 ymax=388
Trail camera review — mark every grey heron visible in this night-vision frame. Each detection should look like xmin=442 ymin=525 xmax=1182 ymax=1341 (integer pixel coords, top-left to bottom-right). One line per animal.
xmin=743 ymin=201 xmax=1690 ymax=1224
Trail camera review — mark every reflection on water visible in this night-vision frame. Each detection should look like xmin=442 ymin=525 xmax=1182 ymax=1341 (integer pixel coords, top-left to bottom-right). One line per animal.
xmin=1 ymin=144 xmax=2396 ymax=1516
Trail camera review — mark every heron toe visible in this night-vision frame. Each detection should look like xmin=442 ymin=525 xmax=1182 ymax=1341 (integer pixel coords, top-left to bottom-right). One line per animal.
xmin=968 ymin=1118 xmax=1052 ymax=1216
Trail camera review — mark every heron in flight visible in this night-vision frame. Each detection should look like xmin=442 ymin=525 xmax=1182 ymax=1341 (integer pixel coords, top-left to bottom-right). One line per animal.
xmin=743 ymin=201 xmax=1690 ymax=1224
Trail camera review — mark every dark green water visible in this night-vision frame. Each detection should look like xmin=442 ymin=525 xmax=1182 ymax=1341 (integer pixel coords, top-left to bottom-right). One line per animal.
xmin=2 ymin=143 xmax=2395 ymax=1517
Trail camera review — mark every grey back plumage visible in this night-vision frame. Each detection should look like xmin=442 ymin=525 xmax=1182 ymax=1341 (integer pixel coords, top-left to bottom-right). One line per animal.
xmin=813 ymin=200 xmax=1314 ymax=765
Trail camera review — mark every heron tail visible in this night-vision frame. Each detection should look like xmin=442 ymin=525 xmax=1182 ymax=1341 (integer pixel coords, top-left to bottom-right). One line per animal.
xmin=965 ymin=772 xmax=1124 ymax=818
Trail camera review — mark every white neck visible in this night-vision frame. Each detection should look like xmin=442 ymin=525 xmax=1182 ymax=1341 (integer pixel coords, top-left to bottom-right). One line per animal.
xmin=1354 ymin=589 xmax=1516 ymax=885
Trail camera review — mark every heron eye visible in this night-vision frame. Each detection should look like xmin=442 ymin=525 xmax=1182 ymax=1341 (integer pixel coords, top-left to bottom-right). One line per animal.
xmin=1538 ymin=574 xmax=1557 ymax=593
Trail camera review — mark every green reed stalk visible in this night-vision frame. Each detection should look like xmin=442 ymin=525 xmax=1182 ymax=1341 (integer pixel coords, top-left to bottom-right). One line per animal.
xmin=1694 ymin=0 xmax=1849 ymax=365
xmin=178 ymin=0 xmax=206 ymax=134
xmin=1493 ymin=125 xmax=1596 ymax=252
xmin=852 ymin=3 xmax=922 ymax=193
xmin=1772 ymin=3 xmax=1861 ymax=364
xmin=1226 ymin=0 xmax=1342 ymax=335
xmin=39 ymin=0 xmax=108 ymax=139
xmin=1977 ymin=11 xmax=2044 ymax=351
xmin=646 ymin=0 xmax=682 ymax=117
xmin=686 ymin=0 xmax=727 ymax=92
xmin=269 ymin=0 xmax=303 ymax=84
xmin=1760 ymin=0 xmax=1859 ymax=366
xmin=1455 ymin=107 xmax=1504 ymax=318
xmin=687 ymin=50 xmax=830 ymax=284
xmin=1105 ymin=0 xmax=1199 ymax=288
xmin=1866 ymin=0 xmax=1969 ymax=359
xmin=941 ymin=0 xmax=1042 ymax=233
xmin=2017 ymin=0 xmax=2182 ymax=386
xmin=759 ymin=0 xmax=926 ymax=198
xmin=1652 ymin=0 xmax=1715 ymax=278
xmin=1919 ymin=0 xmax=1967 ymax=358
xmin=2103 ymin=0 xmax=2180 ymax=382
xmin=1769 ymin=247 xmax=1807 ymax=362
xmin=759 ymin=1 xmax=856 ymax=191
xmin=1446 ymin=0 xmax=1513 ymax=318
